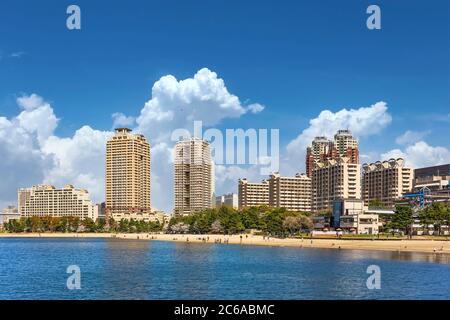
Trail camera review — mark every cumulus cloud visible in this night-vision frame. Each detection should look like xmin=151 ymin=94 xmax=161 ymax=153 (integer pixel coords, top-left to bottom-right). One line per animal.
xmin=135 ymin=68 xmax=259 ymax=143
xmin=41 ymin=126 xmax=113 ymax=203
xmin=247 ymin=103 xmax=265 ymax=114
xmin=285 ymin=101 xmax=392 ymax=174
xmin=381 ymin=141 xmax=450 ymax=168
xmin=112 ymin=112 xmax=135 ymax=128
xmin=395 ymin=130 xmax=430 ymax=145
xmin=0 ymin=94 xmax=57 ymax=208
xmin=0 ymin=68 xmax=266 ymax=212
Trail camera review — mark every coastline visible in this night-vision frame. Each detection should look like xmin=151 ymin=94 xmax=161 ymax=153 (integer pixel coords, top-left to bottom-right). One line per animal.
xmin=1 ymin=232 xmax=449 ymax=254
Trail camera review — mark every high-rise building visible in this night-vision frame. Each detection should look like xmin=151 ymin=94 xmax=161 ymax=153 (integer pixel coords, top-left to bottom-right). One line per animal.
xmin=362 ymin=158 xmax=413 ymax=208
xmin=306 ymin=136 xmax=333 ymax=177
xmin=330 ymin=129 xmax=359 ymax=164
xmin=216 ymin=193 xmax=239 ymax=209
xmin=105 ymin=128 xmax=151 ymax=221
xmin=174 ymin=138 xmax=215 ymax=216
xmin=311 ymin=157 xmax=361 ymax=212
xmin=18 ymin=185 xmax=98 ymax=220
xmin=305 ymin=130 xmax=359 ymax=177
xmin=238 ymin=178 xmax=269 ymax=209
xmin=268 ymin=172 xmax=312 ymax=212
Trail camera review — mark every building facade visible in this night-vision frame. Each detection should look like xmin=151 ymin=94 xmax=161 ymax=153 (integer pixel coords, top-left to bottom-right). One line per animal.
xmin=414 ymin=164 xmax=450 ymax=180
xmin=238 ymin=179 xmax=269 ymax=209
xmin=362 ymin=158 xmax=413 ymax=208
xmin=268 ymin=172 xmax=312 ymax=212
xmin=174 ymin=138 xmax=215 ymax=216
xmin=306 ymin=130 xmax=359 ymax=177
xmin=216 ymin=193 xmax=239 ymax=209
xmin=18 ymin=185 xmax=98 ymax=220
xmin=105 ymin=128 xmax=151 ymax=221
xmin=311 ymin=157 xmax=361 ymax=212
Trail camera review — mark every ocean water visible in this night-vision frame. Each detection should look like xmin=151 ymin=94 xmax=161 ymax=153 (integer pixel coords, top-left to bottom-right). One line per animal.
xmin=0 ymin=237 xmax=449 ymax=300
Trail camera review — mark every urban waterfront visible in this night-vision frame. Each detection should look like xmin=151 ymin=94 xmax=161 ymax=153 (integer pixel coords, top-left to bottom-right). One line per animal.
xmin=0 ymin=238 xmax=449 ymax=300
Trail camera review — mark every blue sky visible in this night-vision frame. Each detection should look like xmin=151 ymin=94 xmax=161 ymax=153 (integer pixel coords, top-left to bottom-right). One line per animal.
xmin=0 ymin=0 xmax=449 ymax=211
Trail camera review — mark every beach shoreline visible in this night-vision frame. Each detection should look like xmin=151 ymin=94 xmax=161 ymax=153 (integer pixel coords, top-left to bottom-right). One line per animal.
xmin=1 ymin=232 xmax=449 ymax=254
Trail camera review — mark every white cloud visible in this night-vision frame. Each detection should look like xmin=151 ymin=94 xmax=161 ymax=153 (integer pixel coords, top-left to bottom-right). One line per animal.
xmin=395 ymin=130 xmax=430 ymax=145
xmin=381 ymin=141 xmax=450 ymax=168
xmin=285 ymin=101 xmax=392 ymax=174
xmin=135 ymin=68 xmax=258 ymax=143
xmin=247 ymin=103 xmax=265 ymax=114
xmin=112 ymin=112 xmax=135 ymax=128
xmin=41 ymin=126 xmax=113 ymax=203
xmin=0 ymin=69 xmax=265 ymax=212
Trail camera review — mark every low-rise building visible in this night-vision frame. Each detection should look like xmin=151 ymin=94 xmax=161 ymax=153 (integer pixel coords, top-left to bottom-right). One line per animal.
xmin=339 ymin=214 xmax=380 ymax=234
xmin=18 ymin=185 xmax=98 ymax=220
xmin=268 ymin=172 xmax=312 ymax=212
xmin=238 ymin=179 xmax=269 ymax=209
xmin=332 ymin=199 xmax=367 ymax=228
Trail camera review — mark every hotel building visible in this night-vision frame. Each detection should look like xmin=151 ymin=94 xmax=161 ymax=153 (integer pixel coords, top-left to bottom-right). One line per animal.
xmin=18 ymin=185 xmax=98 ymax=220
xmin=238 ymin=179 xmax=269 ymax=209
xmin=105 ymin=128 xmax=151 ymax=221
xmin=306 ymin=130 xmax=359 ymax=177
xmin=268 ymin=172 xmax=312 ymax=212
xmin=311 ymin=157 xmax=361 ymax=212
xmin=362 ymin=158 xmax=413 ymax=208
xmin=174 ymin=138 xmax=215 ymax=216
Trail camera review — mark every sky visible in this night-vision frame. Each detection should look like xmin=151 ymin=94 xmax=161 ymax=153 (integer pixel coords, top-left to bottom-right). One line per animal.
xmin=0 ymin=0 xmax=449 ymax=212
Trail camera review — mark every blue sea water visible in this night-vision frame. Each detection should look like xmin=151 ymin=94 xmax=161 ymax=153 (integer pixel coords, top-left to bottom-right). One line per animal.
xmin=0 ymin=237 xmax=449 ymax=300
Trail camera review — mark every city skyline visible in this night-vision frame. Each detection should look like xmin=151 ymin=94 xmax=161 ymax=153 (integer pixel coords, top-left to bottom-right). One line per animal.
xmin=0 ymin=1 xmax=449 ymax=213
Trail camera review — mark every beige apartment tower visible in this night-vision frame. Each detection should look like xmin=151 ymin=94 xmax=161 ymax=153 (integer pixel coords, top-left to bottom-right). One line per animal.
xmin=312 ymin=157 xmax=361 ymax=212
xmin=174 ymin=138 xmax=215 ymax=216
xmin=306 ymin=130 xmax=359 ymax=177
xmin=268 ymin=173 xmax=312 ymax=212
xmin=362 ymin=158 xmax=413 ymax=208
xmin=238 ymin=179 xmax=269 ymax=209
xmin=105 ymin=128 xmax=151 ymax=221
xmin=18 ymin=184 xmax=98 ymax=220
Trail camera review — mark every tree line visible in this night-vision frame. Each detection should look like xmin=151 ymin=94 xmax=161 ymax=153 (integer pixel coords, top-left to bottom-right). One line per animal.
xmin=168 ymin=206 xmax=313 ymax=236
xmin=386 ymin=202 xmax=450 ymax=236
xmin=3 ymin=216 xmax=163 ymax=233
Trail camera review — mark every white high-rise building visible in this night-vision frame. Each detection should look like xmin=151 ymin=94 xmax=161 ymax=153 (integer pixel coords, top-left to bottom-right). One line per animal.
xmin=174 ymin=138 xmax=215 ymax=216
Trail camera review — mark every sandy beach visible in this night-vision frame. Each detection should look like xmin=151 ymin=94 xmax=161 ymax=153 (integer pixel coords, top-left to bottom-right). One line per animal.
xmin=1 ymin=232 xmax=449 ymax=254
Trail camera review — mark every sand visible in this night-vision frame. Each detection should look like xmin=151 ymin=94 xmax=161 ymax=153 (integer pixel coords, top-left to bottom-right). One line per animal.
xmin=1 ymin=232 xmax=449 ymax=254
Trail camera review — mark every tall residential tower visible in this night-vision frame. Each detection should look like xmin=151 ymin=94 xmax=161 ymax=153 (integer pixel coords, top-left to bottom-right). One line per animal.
xmin=105 ymin=128 xmax=151 ymax=221
xmin=174 ymin=138 xmax=215 ymax=216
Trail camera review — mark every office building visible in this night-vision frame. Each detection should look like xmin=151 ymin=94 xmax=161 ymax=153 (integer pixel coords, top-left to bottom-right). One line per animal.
xmin=18 ymin=185 xmax=98 ymax=220
xmin=105 ymin=128 xmax=151 ymax=221
xmin=174 ymin=138 xmax=215 ymax=216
